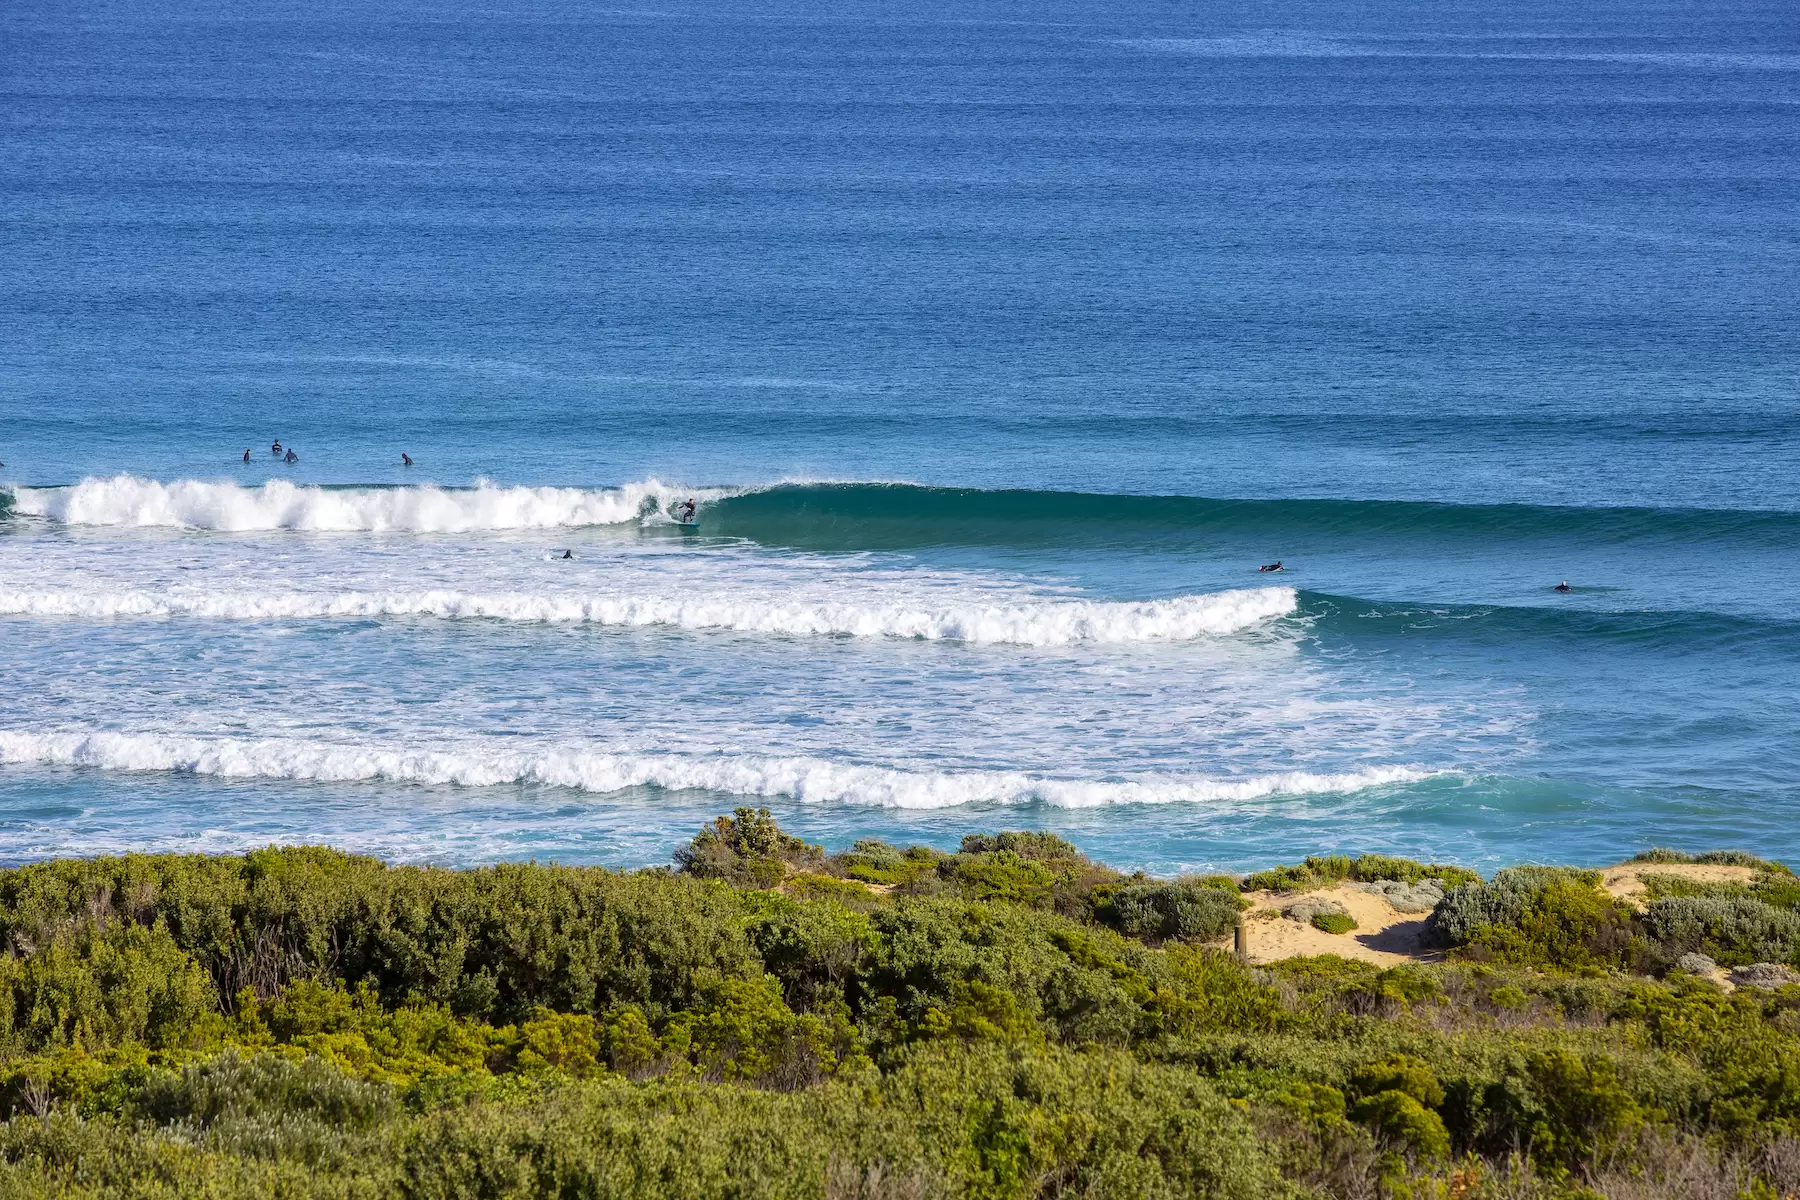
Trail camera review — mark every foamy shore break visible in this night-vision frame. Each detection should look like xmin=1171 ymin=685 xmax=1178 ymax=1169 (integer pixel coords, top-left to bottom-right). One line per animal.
xmin=0 ymin=729 xmax=1428 ymax=809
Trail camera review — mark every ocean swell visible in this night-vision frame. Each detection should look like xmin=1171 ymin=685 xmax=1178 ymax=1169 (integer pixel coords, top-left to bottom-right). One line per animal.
xmin=0 ymin=730 xmax=1436 ymax=809
xmin=0 ymin=585 xmax=1297 ymax=645
xmin=5 ymin=476 xmax=723 ymax=532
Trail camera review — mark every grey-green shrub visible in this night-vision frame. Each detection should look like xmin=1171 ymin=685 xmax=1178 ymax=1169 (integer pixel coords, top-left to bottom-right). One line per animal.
xmin=1640 ymin=896 xmax=1800 ymax=967
xmin=1101 ymin=881 xmax=1241 ymax=943
xmin=1430 ymin=866 xmax=1602 ymax=946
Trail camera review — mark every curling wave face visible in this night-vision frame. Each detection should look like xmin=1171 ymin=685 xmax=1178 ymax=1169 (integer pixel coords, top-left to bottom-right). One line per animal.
xmin=0 ymin=730 xmax=1437 ymax=809
xmin=0 ymin=585 xmax=1297 ymax=645
xmin=4 ymin=476 xmax=726 ymax=532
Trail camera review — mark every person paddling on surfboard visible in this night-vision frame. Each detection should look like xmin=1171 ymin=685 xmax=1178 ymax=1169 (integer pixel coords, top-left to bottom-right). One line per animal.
xmin=1259 ymin=560 xmax=1283 ymax=573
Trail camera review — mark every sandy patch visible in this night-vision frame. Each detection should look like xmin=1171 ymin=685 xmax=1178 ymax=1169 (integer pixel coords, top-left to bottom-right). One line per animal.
xmin=1239 ymin=884 xmax=1440 ymax=967
xmin=1600 ymin=862 xmax=1757 ymax=908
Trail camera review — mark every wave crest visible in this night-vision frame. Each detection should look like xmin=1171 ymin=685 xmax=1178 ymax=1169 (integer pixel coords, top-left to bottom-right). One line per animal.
xmin=0 ymin=585 xmax=1297 ymax=645
xmin=6 ymin=476 xmax=719 ymax=532
xmin=0 ymin=730 xmax=1436 ymax=809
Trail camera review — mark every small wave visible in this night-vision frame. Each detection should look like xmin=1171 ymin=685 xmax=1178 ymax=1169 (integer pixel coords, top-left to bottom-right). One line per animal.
xmin=5 ymin=476 xmax=726 ymax=532
xmin=0 ymin=730 xmax=1437 ymax=809
xmin=0 ymin=585 xmax=1297 ymax=645
xmin=700 ymin=483 xmax=1800 ymax=552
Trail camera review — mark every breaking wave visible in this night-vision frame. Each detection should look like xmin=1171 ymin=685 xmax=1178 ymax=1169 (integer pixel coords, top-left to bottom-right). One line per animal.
xmin=0 ymin=585 xmax=1297 ymax=645
xmin=0 ymin=730 xmax=1437 ymax=809
xmin=4 ymin=476 xmax=723 ymax=532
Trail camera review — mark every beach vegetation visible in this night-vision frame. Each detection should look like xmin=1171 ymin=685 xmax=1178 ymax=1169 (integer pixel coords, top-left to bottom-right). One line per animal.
xmin=0 ymin=821 xmax=1793 ymax=1196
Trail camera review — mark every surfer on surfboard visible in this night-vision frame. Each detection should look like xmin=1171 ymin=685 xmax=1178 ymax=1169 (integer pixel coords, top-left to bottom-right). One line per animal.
xmin=1554 ymin=580 xmax=1571 ymax=593
xmin=678 ymin=497 xmax=697 ymax=524
xmin=1258 ymin=560 xmax=1284 ymax=573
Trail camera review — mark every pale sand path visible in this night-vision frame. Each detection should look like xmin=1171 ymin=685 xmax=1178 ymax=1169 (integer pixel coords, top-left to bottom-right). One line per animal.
xmin=1237 ymin=884 xmax=1439 ymax=967
xmin=1224 ymin=861 xmax=1768 ymax=972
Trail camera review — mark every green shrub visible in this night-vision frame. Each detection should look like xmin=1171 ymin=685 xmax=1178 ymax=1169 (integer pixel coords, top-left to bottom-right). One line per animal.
xmin=1240 ymin=863 xmax=1317 ymax=893
xmin=130 ymin=1050 xmax=395 ymax=1128
xmin=1353 ymin=854 xmax=1480 ymax=889
xmin=1694 ymin=850 xmax=1789 ymax=872
xmin=400 ymin=1042 xmax=1285 ymax=1200
xmin=1304 ymin=855 xmax=1354 ymax=883
xmin=957 ymin=831 xmax=1084 ymax=862
xmin=0 ymin=922 xmax=216 ymax=1054
xmin=674 ymin=807 xmax=825 ymax=886
xmin=1631 ymin=848 xmax=1694 ymax=865
xmin=1349 ymin=1089 xmax=1449 ymax=1158
xmin=1098 ymin=881 xmax=1242 ymax=944
xmin=831 ymin=840 xmax=940 ymax=887
xmin=1629 ymin=848 xmax=1789 ymax=873
xmin=1640 ymin=896 xmax=1800 ymax=967
xmin=1480 ymin=1049 xmax=1643 ymax=1171
xmin=783 ymin=873 xmax=879 ymax=906
xmin=1432 ymin=867 xmax=1634 ymax=969
xmin=1311 ymin=912 xmax=1357 ymax=935
xmin=1350 ymin=1055 xmax=1445 ymax=1109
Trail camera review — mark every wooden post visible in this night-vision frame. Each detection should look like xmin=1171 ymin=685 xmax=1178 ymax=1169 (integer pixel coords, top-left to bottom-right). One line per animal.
xmin=1234 ymin=916 xmax=1248 ymax=963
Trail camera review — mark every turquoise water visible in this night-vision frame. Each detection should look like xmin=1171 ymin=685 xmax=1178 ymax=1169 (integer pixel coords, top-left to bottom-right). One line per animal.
xmin=1 ymin=0 xmax=1797 ymax=872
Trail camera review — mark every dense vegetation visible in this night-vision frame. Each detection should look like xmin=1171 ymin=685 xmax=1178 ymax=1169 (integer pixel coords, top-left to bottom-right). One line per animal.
xmin=0 ymin=810 xmax=1794 ymax=1197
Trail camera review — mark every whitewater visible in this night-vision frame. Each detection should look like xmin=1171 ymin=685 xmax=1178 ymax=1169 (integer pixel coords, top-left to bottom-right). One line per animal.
xmin=0 ymin=584 xmax=1296 ymax=645
xmin=0 ymin=729 xmax=1435 ymax=810
xmin=4 ymin=476 xmax=733 ymax=532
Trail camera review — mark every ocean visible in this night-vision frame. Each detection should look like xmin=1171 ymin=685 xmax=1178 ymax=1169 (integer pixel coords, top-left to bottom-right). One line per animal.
xmin=2 ymin=0 xmax=1797 ymax=873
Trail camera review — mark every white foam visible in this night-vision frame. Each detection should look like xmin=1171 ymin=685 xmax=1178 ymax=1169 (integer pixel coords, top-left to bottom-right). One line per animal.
xmin=0 ymin=729 xmax=1437 ymax=809
xmin=0 ymin=585 xmax=1297 ymax=645
xmin=6 ymin=476 xmax=722 ymax=532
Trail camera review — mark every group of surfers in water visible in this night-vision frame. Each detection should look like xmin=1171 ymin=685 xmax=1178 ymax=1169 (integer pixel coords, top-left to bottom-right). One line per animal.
xmin=242 ymin=443 xmax=418 ymax=467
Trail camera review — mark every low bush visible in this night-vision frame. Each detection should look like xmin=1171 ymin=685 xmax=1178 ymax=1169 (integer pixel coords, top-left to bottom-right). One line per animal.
xmin=1311 ymin=912 xmax=1357 ymax=935
xmin=1096 ymin=880 xmax=1242 ymax=944
xmin=1431 ymin=867 xmax=1637 ymax=969
xmin=674 ymin=807 xmax=826 ymax=886
xmin=829 ymin=839 xmax=940 ymax=888
xmin=1640 ymin=896 xmax=1800 ymax=967
xmin=1241 ymin=854 xmax=1479 ymax=895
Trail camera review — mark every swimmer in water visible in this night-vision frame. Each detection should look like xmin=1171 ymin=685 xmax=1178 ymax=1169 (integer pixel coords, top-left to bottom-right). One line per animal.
xmin=1554 ymin=580 xmax=1571 ymax=593
xmin=271 ymin=440 xmax=282 ymax=455
xmin=284 ymin=448 xmax=298 ymax=463
xmin=243 ymin=449 xmax=251 ymax=463
xmin=561 ymin=549 xmax=573 ymax=560
xmin=401 ymin=452 xmax=413 ymax=466
xmin=1258 ymin=560 xmax=1284 ymax=573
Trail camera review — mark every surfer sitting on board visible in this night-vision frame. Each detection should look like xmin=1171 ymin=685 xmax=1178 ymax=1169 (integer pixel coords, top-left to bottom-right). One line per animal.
xmin=402 ymin=452 xmax=413 ymax=466
xmin=1258 ymin=560 xmax=1283 ymax=573
xmin=562 ymin=549 xmax=573 ymax=560
xmin=1554 ymin=580 xmax=1571 ymax=593
xmin=271 ymin=440 xmax=282 ymax=455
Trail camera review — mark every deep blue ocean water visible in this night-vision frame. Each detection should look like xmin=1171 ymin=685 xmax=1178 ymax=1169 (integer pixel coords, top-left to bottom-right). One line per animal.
xmin=1 ymin=0 xmax=1797 ymax=872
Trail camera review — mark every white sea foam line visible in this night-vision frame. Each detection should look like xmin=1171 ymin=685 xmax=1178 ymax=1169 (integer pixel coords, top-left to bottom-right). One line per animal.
xmin=0 ymin=585 xmax=1298 ymax=645
xmin=0 ymin=730 xmax=1439 ymax=809
xmin=5 ymin=476 xmax=732 ymax=532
